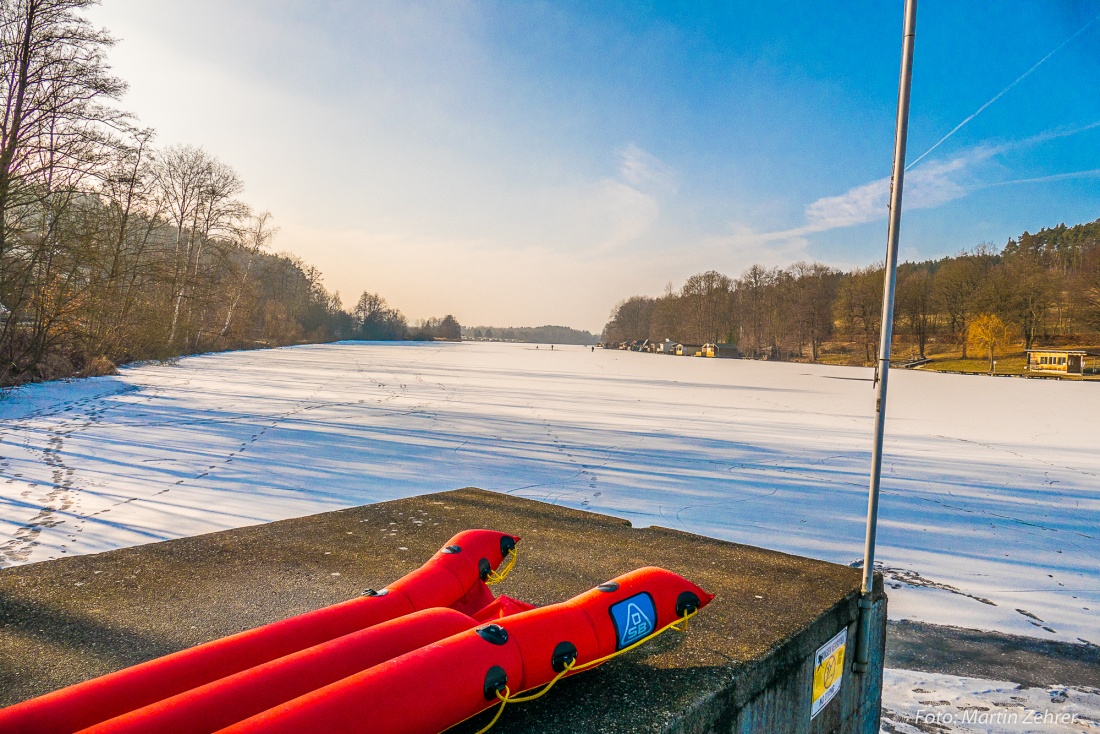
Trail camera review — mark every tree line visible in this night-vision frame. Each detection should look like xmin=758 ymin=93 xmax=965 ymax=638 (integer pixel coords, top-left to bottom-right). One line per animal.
xmin=603 ymin=218 xmax=1100 ymax=364
xmin=464 ymin=325 xmax=597 ymax=344
xmin=0 ymin=1 xmax=458 ymax=387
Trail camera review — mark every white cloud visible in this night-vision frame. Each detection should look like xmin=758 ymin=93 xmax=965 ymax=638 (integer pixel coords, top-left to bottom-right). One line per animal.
xmin=618 ymin=143 xmax=678 ymax=194
xmin=805 ymin=149 xmax=990 ymax=230
xmin=704 ymin=147 xmax=995 ymax=256
xmin=804 ymin=177 xmax=888 ymax=229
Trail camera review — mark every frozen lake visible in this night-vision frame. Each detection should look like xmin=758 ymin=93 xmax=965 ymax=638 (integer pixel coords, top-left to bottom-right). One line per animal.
xmin=0 ymin=341 xmax=1097 ymax=646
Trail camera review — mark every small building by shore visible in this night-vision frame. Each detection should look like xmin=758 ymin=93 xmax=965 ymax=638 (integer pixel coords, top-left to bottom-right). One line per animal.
xmin=702 ymin=343 xmax=740 ymax=358
xmin=1025 ymin=348 xmax=1096 ymax=375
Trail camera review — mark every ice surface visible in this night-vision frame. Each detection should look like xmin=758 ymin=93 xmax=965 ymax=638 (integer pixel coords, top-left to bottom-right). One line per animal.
xmin=880 ymin=668 xmax=1100 ymax=733
xmin=0 ymin=341 xmax=1097 ymax=647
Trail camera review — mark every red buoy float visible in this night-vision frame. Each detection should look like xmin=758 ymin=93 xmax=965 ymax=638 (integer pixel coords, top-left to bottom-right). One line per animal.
xmin=0 ymin=530 xmax=518 ymax=734
xmin=218 ymin=567 xmax=712 ymax=734
xmin=76 ymin=608 xmax=481 ymax=734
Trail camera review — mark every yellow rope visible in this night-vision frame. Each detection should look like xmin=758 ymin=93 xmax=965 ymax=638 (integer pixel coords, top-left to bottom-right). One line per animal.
xmin=469 ymin=607 xmax=698 ymax=733
xmin=570 ymin=607 xmax=696 ymax=673
xmin=507 ymin=658 xmax=575 ymax=703
xmin=472 ymin=686 xmax=511 ymax=734
xmin=485 ymin=548 xmax=517 ymax=586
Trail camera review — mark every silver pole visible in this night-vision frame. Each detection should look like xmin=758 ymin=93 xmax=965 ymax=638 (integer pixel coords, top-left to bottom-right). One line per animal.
xmin=855 ymin=0 xmax=917 ymax=672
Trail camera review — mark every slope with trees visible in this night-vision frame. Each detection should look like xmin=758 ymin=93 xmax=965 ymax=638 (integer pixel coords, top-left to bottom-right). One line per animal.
xmin=0 ymin=1 xmax=452 ymax=387
xmin=602 ymin=218 xmax=1100 ymax=369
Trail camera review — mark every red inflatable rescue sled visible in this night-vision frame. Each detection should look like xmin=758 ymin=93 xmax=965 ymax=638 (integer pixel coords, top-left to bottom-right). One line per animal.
xmin=77 ymin=608 xmax=481 ymax=734
xmin=0 ymin=529 xmax=518 ymax=734
xmin=218 ymin=566 xmax=713 ymax=734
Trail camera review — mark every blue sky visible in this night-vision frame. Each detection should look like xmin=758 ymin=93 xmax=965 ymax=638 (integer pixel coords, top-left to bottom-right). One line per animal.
xmin=89 ymin=1 xmax=1100 ymax=331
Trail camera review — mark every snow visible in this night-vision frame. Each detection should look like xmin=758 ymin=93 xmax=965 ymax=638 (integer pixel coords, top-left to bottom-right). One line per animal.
xmin=881 ymin=668 xmax=1100 ymax=733
xmin=1 ymin=342 xmax=1097 ymax=649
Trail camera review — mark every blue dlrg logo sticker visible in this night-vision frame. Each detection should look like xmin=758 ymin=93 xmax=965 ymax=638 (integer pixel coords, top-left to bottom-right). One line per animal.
xmin=609 ymin=592 xmax=656 ymax=649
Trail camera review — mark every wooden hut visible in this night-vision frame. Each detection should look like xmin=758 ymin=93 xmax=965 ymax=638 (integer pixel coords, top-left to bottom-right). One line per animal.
xmin=1025 ymin=349 xmax=1095 ymax=375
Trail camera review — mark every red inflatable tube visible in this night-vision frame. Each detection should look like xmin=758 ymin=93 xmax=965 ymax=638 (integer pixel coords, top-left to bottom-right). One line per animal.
xmin=470 ymin=594 xmax=536 ymax=622
xmin=77 ymin=608 xmax=481 ymax=734
xmin=0 ymin=530 xmax=518 ymax=734
xmin=218 ymin=567 xmax=713 ymax=734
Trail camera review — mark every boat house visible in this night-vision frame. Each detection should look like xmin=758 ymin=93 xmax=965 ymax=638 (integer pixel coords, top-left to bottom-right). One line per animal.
xmin=1026 ymin=349 xmax=1095 ymax=375
xmin=697 ymin=343 xmax=739 ymax=358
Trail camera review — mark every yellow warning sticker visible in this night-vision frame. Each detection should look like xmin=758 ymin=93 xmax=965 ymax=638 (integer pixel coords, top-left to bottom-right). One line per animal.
xmin=811 ymin=628 xmax=846 ymax=719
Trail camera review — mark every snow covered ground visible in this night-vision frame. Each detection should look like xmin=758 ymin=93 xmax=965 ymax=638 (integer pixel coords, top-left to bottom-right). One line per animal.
xmin=0 ymin=341 xmax=1096 ymax=647
xmin=881 ymin=668 xmax=1100 ymax=733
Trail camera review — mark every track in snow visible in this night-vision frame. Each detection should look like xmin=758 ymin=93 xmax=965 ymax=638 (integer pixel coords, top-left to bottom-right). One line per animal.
xmin=0 ymin=341 xmax=1096 ymax=647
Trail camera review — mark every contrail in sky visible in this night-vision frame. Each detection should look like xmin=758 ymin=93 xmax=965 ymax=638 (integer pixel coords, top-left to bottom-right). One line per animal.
xmin=906 ymin=12 xmax=1100 ymax=171
xmin=987 ymin=168 xmax=1100 ymax=187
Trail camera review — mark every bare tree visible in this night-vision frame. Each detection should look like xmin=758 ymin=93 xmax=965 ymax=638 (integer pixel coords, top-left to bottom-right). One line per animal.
xmin=896 ymin=266 xmax=935 ymax=359
xmin=221 ymin=210 xmax=275 ymax=337
xmin=603 ymin=296 xmax=654 ymax=343
xmin=788 ymin=262 xmax=839 ymax=361
xmin=80 ymin=127 xmax=161 ymax=356
xmin=996 ymin=255 xmax=1054 ymax=351
xmin=1076 ymin=246 xmax=1100 ymax=331
xmin=353 ymin=291 xmax=406 ymax=340
xmin=437 ymin=315 xmax=461 ymax=341
xmin=835 ymin=265 xmax=883 ymax=365
xmin=648 ymin=283 xmax=681 ymax=343
xmin=152 ymin=145 xmax=246 ymax=345
xmin=152 ymin=144 xmax=208 ymax=344
xmin=736 ymin=265 xmax=778 ymax=357
xmin=681 ymin=270 xmax=733 ymax=344
xmin=0 ymin=0 xmax=126 ymax=382
xmin=934 ymin=248 xmax=993 ymax=357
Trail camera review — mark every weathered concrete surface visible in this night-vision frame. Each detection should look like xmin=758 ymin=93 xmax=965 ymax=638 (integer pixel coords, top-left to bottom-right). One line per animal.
xmin=0 ymin=488 xmax=885 ymax=732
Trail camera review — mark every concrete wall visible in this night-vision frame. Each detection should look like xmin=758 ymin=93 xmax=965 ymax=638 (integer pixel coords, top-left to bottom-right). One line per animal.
xmin=0 ymin=489 xmax=887 ymax=734
xmin=669 ymin=579 xmax=887 ymax=734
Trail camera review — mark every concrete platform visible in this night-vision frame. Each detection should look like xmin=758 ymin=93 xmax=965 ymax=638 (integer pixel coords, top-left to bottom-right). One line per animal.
xmin=0 ymin=488 xmax=886 ymax=733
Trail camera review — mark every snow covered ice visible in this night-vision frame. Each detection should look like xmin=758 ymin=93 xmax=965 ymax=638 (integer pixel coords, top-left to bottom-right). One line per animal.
xmin=0 ymin=341 xmax=1097 ymax=649
xmin=880 ymin=669 xmax=1100 ymax=733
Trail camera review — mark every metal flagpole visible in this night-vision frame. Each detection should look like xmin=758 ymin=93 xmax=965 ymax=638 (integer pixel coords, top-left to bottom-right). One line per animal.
xmin=854 ymin=0 xmax=918 ymax=673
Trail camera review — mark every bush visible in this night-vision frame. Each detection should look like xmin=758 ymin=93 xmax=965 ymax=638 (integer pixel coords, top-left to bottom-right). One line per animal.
xmin=78 ymin=356 xmax=118 ymax=378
